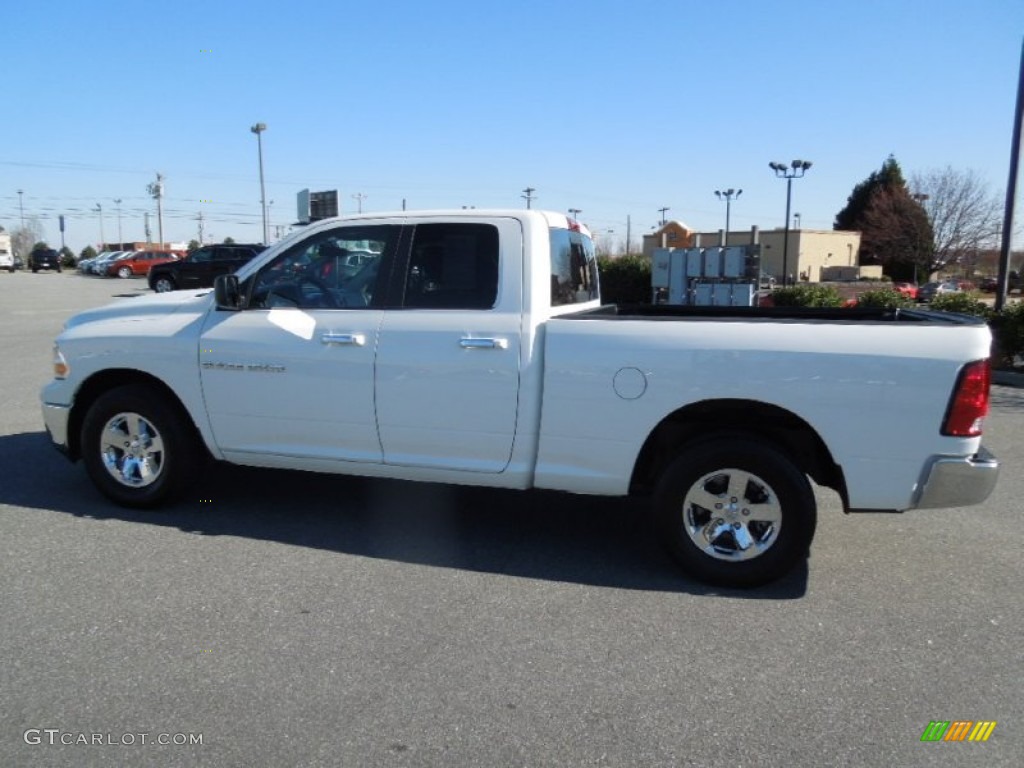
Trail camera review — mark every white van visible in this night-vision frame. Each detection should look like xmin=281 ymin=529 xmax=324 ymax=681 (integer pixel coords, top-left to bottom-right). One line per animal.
xmin=0 ymin=231 xmax=15 ymax=272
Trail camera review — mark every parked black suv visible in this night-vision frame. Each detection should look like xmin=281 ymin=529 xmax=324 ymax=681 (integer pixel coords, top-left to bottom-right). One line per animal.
xmin=29 ymin=248 xmax=62 ymax=273
xmin=148 ymin=243 xmax=265 ymax=292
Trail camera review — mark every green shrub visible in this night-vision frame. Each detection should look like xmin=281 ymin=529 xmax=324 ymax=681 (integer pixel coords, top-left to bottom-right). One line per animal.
xmin=598 ymin=255 xmax=651 ymax=304
xmin=771 ymin=284 xmax=843 ymax=308
xmin=855 ymin=288 xmax=913 ymax=310
xmin=928 ymin=292 xmax=991 ymax=318
xmin=990 ymin=301 xmax=1024 ymax=368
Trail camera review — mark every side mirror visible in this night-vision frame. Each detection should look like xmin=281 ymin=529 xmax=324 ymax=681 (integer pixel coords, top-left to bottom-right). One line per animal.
xmin=214 ymin=274 xmax=241 ymax=311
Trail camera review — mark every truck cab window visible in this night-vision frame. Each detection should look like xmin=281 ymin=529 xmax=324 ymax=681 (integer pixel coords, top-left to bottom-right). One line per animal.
xmin=248 ymin=225 xmax=398 ymax=310
xmin=401 ymin=223 xmax=499 ymax=310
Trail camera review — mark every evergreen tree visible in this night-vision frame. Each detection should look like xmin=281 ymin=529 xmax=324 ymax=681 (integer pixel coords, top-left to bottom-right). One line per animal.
xmin=835 ymin=155 xmax=933 ymax=281
xmin=834 ymin=155 xmax=906 ymax=231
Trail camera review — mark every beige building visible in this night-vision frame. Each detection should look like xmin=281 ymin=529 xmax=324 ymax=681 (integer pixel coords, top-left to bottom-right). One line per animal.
xmin=673 ymin=228 xmax=863 ymax=283
xmin=641 ymin=221 xmax=695 ymax=255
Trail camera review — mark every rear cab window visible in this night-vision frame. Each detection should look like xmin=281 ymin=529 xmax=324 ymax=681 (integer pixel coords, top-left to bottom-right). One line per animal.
xmin=549 ymin=226 xmax=599 ymax=306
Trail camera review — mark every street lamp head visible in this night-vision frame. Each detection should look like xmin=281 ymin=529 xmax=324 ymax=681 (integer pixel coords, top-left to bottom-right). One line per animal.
xmin=250 ymin=122 xmax=267 ymax=134
xmin=736 ymin=189 xmax=743 ymax=198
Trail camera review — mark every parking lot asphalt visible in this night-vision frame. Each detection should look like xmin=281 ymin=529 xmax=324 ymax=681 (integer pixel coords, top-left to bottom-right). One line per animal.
xmin=1 ymin=271 xmax=1021 ymax=767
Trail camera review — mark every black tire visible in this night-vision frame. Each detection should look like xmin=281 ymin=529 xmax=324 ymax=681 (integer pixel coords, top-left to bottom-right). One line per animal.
xmin=654 ymin=437 xmax=816 ymax=588
xmin=153 ymin=275 xmax=176 ymax=293
xmin=81 ymin=384 xmax=200 ymax=508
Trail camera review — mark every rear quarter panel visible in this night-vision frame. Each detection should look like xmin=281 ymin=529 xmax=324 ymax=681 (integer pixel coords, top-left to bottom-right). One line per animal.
xmin=534 ymin=316 xmax=990 ymax=509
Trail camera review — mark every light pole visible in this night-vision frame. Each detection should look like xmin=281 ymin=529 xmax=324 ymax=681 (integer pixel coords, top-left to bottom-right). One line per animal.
xmin=713 ymin=189 xmax=742 ymax=244
xmin=17 ymin=189 xmax=25 ymax=228
xmin=251 ymin=122 xmax=268 ymax=244
xmin=94 ymin=203 xmax=105 ymax=249
xmin=113 ymin=198 xmax=123 ymax=246
xmin=568 ymin=208 xmax=582 ymax=221
xmin=769 ymin=160 xmax=812 ymax=285
xmin=793 ymin=212 xmax=801 ymax=229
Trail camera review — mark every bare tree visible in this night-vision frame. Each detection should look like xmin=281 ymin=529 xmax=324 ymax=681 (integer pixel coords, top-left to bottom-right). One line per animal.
xmin=10 ymin=216 xmax=45 ymax=259
xmin=910 ymin=167 xmax=1002 ymax=273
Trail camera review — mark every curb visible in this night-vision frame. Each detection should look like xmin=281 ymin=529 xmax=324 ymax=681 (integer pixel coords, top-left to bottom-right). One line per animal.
xmin=993 ymin=370 xmax=1024 ymax=389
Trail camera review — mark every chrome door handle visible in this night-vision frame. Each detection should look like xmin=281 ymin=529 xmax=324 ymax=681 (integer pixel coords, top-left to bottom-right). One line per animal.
xmin=460 ymin=337 xmax=508 ymax=350
xmin=321 ymin=333 xmax=366 ymax=346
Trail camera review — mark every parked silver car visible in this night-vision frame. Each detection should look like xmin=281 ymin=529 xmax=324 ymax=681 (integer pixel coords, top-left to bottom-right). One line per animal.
xmin=916 ymin=281 xmax=962 ymax=303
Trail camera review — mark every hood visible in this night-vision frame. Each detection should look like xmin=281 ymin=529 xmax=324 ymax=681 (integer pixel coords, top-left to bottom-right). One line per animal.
xmin=63 ymin=289 xmax=214 ymax=331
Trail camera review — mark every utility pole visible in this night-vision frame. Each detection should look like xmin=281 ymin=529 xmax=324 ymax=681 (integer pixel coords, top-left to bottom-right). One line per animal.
xmin=352 ymin=193 xmax=366 ymax=213
xmin=94 ymin=203 xmax=105 ymax=249
xmin=626 ymin=215 xmax=632 ymax=256
xmin=522 ymin=187 xmax=536 ymax=209
xmin=658 ymin=207 xmax=670 ymax=226
xmin=197 ymin=210 xmax=205 ymax=244
xmin=144 ymin=212 xmax=152 ymax=243
xmin=17 ymin=189 xmax=25 ymax=228
xmin=113 ymin=198 xmax=123 ymax=247
xmin=147 ymin=173 xmax=165 ymax=248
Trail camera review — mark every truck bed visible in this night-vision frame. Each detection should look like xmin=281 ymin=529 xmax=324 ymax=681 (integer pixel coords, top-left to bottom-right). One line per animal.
xmin=561 ymin=303 xmax=987 ymax=325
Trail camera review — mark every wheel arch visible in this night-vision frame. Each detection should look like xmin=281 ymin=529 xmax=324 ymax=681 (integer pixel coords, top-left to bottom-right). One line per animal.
xmin=67 ymin=369 xmax=209 ymax=463
xmin=629 ymin=398 xmax=848 ymax=507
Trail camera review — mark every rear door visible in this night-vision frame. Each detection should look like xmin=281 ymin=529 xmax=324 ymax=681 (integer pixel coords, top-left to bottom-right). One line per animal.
xmin=374 ymin=218 xmax=523 ymax=472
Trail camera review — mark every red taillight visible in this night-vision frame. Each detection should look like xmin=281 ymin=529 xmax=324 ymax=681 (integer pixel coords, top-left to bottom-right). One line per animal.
xmin=942 ymin=359 xmax=991 ymax=437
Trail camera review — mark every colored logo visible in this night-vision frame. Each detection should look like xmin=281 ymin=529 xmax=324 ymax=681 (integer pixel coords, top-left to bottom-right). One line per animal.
xmin=920 ymin=721 xmax=997 ymax=742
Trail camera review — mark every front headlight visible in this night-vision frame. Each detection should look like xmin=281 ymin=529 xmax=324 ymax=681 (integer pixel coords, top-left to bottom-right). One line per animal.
xmin=53 ymin=345 xmax=69 ymax=379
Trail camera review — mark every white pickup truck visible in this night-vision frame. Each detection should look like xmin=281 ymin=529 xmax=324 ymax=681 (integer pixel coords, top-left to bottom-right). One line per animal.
xmin=41 ymin=210 xmax=999 ymax=587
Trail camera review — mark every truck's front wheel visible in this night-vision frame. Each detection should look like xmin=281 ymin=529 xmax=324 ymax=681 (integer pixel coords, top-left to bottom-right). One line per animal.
xmin=81 ymin=385 xmax=199 ymax=508
xmin=655 ymin=437 xmax=816 ymax=588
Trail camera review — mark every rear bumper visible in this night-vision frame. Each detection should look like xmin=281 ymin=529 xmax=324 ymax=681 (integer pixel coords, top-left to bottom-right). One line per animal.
xmin=913 ymin=447 xmax=999 ymax=509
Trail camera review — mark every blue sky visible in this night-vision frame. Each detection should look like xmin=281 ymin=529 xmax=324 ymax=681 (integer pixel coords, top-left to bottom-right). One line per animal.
xmin=1 ymin=0 xmax=1022 ymax=252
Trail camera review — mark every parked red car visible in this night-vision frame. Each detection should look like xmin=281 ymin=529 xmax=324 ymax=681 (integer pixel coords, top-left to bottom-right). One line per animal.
xmin=106 ymin=251 xmax=180 ymax=278
xmin=893 ymin=282 xmax=918 ymax=300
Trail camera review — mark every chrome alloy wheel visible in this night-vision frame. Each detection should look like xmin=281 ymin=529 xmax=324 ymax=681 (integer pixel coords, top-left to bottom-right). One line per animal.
xmin=154 ymin=277 xmax=174 ymax=292
xmin=99 ymin=412 xmax=166 ymax=488
xmin=681 ymin=468 xmax=782 ymax=561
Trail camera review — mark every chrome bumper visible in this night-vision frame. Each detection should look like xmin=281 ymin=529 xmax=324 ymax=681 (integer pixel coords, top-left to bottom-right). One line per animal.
xmin=914 ymin=448 xmax=999 ymax=509
xmin=41 ymin=403 xmax=71 ymax=454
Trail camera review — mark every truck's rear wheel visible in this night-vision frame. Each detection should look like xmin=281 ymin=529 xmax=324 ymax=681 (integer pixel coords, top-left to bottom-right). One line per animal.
xmin=81 ymin=385 xmax=199 ymax=508
xmin=655 ymin=437 xmax=815 ymax=588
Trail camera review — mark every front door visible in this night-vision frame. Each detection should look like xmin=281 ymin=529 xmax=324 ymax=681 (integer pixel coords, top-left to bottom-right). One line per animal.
xmin=199 ymin=222 xmax=401 ymax=464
